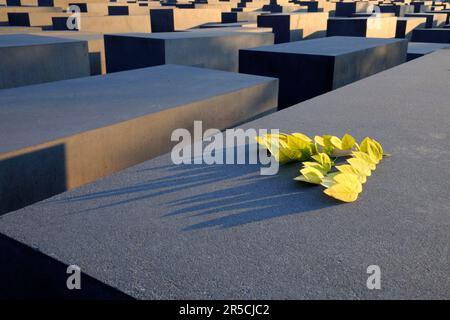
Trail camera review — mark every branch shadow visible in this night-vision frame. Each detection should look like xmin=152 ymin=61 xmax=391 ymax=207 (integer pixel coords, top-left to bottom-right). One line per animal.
xmin=57 ymin=145 xmax=343 ymax=230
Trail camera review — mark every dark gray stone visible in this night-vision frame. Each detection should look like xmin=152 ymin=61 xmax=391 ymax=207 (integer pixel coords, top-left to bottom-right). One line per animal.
xmin=0 ymin=34 xmax=90 ymax=89
xmin=104 ymin=31 xmax=274 ymax=73
xmin=239 ymin=36 xmax=407 ymax=109
xmin=0 ymin=65 xmax=278 ymax=214
xmin=411 ymin=28 xmax=450 ymax=43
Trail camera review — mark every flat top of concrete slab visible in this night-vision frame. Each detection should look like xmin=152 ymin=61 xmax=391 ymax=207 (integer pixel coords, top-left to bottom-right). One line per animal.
xmin=0 ymin=65 xmax=276 ymax=154
xmin=265 ymin=11 xmax=324 ymax=16
xmin=414 ymin=28 xmax=450 ymax=31
xmin=242 ymin=36 xmax=405 ymax=56
xmin=0 ymin=33 xmax=85 ymax=47
xmin=328 ymin=16 xmax=395 ymax=20
xmin=107 ymin=30 xmax=271 ymax=39
xmin=395 ymin=17 xmax=427 ymax=21
xmin=1 ymin=50 xmax=449 ymax=299
xmin=30 ymin=31 xmax=105 ymax=41
xmin=408 ymin=42 xmax=449 ymax=54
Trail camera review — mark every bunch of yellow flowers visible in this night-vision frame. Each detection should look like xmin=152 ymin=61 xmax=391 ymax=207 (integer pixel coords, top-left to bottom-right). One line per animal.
xmin=256 ymin=133 xmax=384 ymax=202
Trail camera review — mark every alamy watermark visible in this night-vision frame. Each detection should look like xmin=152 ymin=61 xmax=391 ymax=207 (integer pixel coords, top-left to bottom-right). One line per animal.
xmin=170 ymin=121 xmax=279 ymax=175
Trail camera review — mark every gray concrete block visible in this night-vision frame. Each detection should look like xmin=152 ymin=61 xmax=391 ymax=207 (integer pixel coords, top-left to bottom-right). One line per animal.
xmin=239 ymin=36 xmax=407 ymax=109
xmin=335 ymin=1 xmax=369 ymax=17
xmin=405 ymin=12 xmax=447 ymax=28
xmin=395 ymin=16 xmax=427 ymax=39
xmin=150 ymin=8 xmax=221 ymax=32
xmin=222 ymin=10 xmax=270 ymax=23
xmin=407 ymin=41 xmax=449 ymax=60
xmin=327 ymin=16 xmax=398 ymax=38
xmin=0 ymin=49 xmax=448 ymax=299
xmin=0 ymin=34 xmax=90 ymax=89
xmin=31 ymin=31 xmax=106 ymax=75
xmin=104 ymin=31 xmax=274 ymax=73
xmin=411 ymin=27 xmax=450 ymax=43
xmin=0 ymin=64 xmax=278 ymax=214
xmin=257 ymin=12 xmax=328 ymax=43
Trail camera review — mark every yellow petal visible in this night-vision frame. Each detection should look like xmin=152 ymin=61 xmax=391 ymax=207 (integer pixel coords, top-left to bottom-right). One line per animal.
xmin=347 ymin=157 xmax=372 ymax=177
xmin=324 ymin=183 xmax=359 ymax=202
xmin=352 ymin=151 xmax=377 ymax=170
xmin=335 ymin=164 xmax=367 ymax=183
xmin=294 ymin=167 xmax=324 ymax=184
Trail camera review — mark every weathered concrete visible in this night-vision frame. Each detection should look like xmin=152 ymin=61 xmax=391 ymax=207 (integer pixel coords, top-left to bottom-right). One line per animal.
xmin=0 ymin=49 xmax=448 ymax=299
xmin=0 ymin=64 xmax=278 ymax=214
xmin=257 ymin=12 xmax=328 ymax=43
xmin=105 ymin=31 xmax=274 ymax=73
xmin=395 ymin=16 xmax=427 ymax=39
xmin=411 ymin=28 xmax=450 ymax=43
xmin=31 ymin=31 xmax=106 ymax=75
xmin=327 ymin=16 xmax=398 ymax=38
xmin=240 ymin=36 xmax=407 ymax=109
xmin=407 ymin=41 xmax=449 ymax=60
xmin=0 ymin=34 xmax=90 ymax=89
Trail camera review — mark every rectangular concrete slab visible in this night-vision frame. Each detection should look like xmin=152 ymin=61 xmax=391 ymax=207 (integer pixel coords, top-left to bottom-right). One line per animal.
xmin=407 ymin=41 xmax=449 ymax=60
xmin=104 ymin=31 xmax=274 ymax=73
xmin=257 ymin=12 xmax=328 ymax=43
xmin=31 ymin=31 xmax=106 ymax=75
xmin=395 ymin=16 xmax=427 ymax=39
xmin=0 ymin=49 xmax=448 ymax=299
xmin=327 ymin=16 xmax=398 ymax=38
xmin=0 ymin=34 xmax=90 ymax=89
xmin=150 ymin=8 xmax=221 ymax=32
xmin=411 ymin=27 xmax=450 ymax=43
xmin=405 ymin=12 xmax=447 ymax=28
xmin=0 ymin=64 xmax=278 ymax=214
xmin=239 ymin=36 xmax=407 ymax=109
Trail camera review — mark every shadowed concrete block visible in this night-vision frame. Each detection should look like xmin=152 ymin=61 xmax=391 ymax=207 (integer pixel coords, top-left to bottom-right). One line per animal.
xmin=327 ymin=16 xmax=397 ymax=38
xmin=0 ymin=64 xmax=278 ymax=214
xmin=222 ymin=10 xmax=270 ymax=23
xmin=8 ymin=12 xmax=70 ymax=28
xmin=190 ymin=25 xmax=274 ymax=33
xmin=407 ymin=41 xmax=449 ymax=60
xmin=31 ymin=31 xmax=106 ymax=75
xmin=261 ymin=4 xmax=308 ymax=14
xmin=1 ymin=5 xmax=61 ymax=24
xmin=0 ymin=49 xmax=448 ymax=299
xmin=411 ymin=28 xmax=450 ymax=43
xmin=105 ymin=31 xmax=274 ymax=73
xmin=405 ymin=12 xmax=447 ymax=28
xmin=0 ymin=34 xmax=90 ymax=89
xmin=291 ymin=1 xmax=319 ymax=12
xmin=150 ymin=8 xmax=221 ymax=32
xmin=53 ymin=15 xmax=152 ymax=32
xmin=239 ymin=36 xmax=407 ymax=109
xmin=257 ymin=12 xmax=328 ymax=43
xmin=379 ymin=4 xmax=414 ymax=17
xmin=395 ymin=16 xmax=427 ymax=39
xmin=424 ymin=10 xmax=450 ymax=25
xmin=335 ymin=1 xmax=369 ymax=17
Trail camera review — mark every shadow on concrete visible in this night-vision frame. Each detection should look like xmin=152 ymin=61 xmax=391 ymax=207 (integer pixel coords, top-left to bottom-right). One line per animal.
xmin=58 ymin=145 xmax=341 ymax=230
xmin=0 ymin=144 xmax=67 ymax=216
xmin=0 ymin=233 xmax=132 ymax=299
